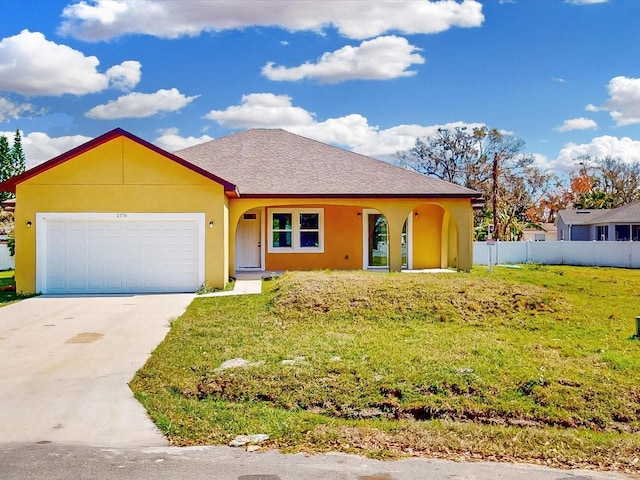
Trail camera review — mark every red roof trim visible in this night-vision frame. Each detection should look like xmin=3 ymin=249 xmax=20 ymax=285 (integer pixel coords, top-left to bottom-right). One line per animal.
xmin=239 ymin=193 xmax=482 ymax=199
xmin=0 ymin=128 xmax=238 ymax=194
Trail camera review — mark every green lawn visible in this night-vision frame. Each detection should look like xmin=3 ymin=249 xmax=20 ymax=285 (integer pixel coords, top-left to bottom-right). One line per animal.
xmin=131 ymin=266 xmax=640 ymax=474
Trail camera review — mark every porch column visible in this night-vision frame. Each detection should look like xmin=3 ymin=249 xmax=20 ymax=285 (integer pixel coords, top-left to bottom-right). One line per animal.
xmin=448 ymin=201 xmax=473 ymax=271
xmin=382 ymin=207 xmax=412 ymax=273
xmin=227 ymin=205 xmax=244 ymax=276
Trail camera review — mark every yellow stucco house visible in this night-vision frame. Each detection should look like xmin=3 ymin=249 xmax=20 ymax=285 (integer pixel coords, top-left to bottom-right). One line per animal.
xmin=0 ymin=128 xmax=481 ymax=294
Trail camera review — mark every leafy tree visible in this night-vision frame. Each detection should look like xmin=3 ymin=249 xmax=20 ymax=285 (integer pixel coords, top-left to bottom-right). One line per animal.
xmin=567 ymin=156 xmax=640 ymax=209
xmin=11 ymin=129 xmax=25 ymax=176
xmin=525 ymin=188 xmax=572 ymax=224
xmin=0 ymin=208 xmax=14 ymax=256
xmin=0 ymin=136 xmax=11 ymax=202
xmin=6 ymin=233 xmax=14 ymax=256
xmin=575 ymin=190 xmax=614 ymax=210
xmin=0 ymin=130 xmax=26 ymax=202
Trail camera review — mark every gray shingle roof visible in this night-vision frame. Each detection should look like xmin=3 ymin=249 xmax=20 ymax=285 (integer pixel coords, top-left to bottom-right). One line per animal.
xmin=557 ymin=201 xmax=640 ymax=225
xmin=176 ymin=129 xmax=481 ymax=198
xmin=601 ymin=201 xmax=640 ymax=223
xmin=557 ymin=209 xmax=606 ymax=225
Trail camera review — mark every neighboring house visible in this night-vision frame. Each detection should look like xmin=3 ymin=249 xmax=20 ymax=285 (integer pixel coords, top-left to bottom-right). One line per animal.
xmin=0 ymin=128 xmax=481 ymax=295
xmin=556 ymin=201 xmax=640 ymax=241
xmin=522 ymin=223 xmax=557 ymax=242
xmin=1 ymin=198 xmax=15 ymax=212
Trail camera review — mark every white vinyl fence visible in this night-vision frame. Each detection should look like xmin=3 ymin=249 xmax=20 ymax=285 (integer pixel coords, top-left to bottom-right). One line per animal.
xmin=473 ymin=241 xmax=640 ymax=269
xmin=0 ymin=236 xmax=14 ymax=270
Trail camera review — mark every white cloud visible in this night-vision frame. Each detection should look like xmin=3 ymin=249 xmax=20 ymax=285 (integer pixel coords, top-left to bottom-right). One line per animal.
xmin=204 ymin=93 xmax=316 ymax=128
xmin=60 ymin=0 xmax=484 ymax=41
xmin=0 ymin=30 xmax=141 ymax=96
xmin=555 ymin=135 xmax=640 ymax=169
xmin=203 ymin=92 xmax=483 ymax=159
xmin=595 ymin=76 xmax=640 ymax=126
xmin=554 ymin=117 xmax=597 ymax=133
xmin=85 ymin=88 xmax=198 ymax=119
xmin=0 ymin=97 xmax=41 ymax=121
xmin=530 ymin=153 xmax=555 ymax=171
xmin=566 ymin=0 xmax=608 ymax=4
xmin=105 ymin=60 xmax=142 ymax=90
xmin=0 ymin=130 xmax=91 ymax=169
xmin=154 ymin=128 xmax=213 ymax=152
xmin=262 ymin=36 xmax=424 ymax=84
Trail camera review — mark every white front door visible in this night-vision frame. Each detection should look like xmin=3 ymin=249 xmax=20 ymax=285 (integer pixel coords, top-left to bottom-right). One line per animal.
xmin=236 ymin=210 xmax=262 ymax=269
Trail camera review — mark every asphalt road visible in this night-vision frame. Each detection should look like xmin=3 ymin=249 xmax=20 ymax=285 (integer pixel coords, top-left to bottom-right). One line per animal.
xmin=0 ymin=443 xmax=631 ymax=480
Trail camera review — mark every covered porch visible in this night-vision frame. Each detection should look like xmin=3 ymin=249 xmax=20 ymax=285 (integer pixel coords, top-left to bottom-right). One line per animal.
xmin=227 ymin=197 xmax=474 ymax=277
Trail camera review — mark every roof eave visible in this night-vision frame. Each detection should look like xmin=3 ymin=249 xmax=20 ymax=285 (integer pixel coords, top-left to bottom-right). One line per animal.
xmin=237 ymin=192 xmax=483 ymax=199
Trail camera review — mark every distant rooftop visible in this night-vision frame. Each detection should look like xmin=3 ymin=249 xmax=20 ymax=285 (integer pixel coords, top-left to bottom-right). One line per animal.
xmin=557 ymin=201 xmax=640 ymax=225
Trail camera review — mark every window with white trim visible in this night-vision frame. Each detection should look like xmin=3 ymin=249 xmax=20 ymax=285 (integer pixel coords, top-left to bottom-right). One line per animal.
xmin=268 ymin=208 xmax=324 ymax=253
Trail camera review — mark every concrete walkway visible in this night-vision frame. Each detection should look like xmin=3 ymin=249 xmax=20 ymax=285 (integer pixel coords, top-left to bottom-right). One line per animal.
xmin=197 ymin=272 xmax=272 ymax=297
xmin=197 ymin=279 xmax=263 ymax=297
xmin=0 ymin=293 xmax=194 ymax=447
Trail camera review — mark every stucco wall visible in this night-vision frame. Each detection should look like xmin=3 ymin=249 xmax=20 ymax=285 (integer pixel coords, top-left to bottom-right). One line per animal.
xmin=264 ymin=205 xmax=363 ymax=271
xmin=14 ymin=136 xmax=228 ymax=293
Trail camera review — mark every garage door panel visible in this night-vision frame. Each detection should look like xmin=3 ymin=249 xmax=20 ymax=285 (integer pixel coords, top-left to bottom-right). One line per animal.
xmin=39 ymin=214 xmax=203 ymax=294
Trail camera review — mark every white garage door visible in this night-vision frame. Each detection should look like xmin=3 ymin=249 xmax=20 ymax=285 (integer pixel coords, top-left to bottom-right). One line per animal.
xmin=36 ymin=213 xmax=205 ymax=294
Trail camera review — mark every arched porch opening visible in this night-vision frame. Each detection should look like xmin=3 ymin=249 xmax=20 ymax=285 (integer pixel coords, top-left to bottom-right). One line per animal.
xmin=411 ymin=202 xmax=454 ymax=270
xmin=370 ymin=202 xmax=461 ymax=271
xmin=362 ymin=209 xmax=412 ymax=270
xmin=234 ymin=207 xmax=265 ymax=271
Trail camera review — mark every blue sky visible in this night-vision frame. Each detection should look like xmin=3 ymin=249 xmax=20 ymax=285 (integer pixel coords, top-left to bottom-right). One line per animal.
xmin=0 ymin=0 xmax=639 ymax=173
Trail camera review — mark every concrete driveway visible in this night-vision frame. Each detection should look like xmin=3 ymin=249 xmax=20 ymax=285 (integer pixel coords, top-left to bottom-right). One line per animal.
xmin=0 ymin=293 xmax=194 ymax=447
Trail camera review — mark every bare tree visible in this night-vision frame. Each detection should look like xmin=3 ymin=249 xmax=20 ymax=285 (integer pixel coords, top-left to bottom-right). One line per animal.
xmin=397 ymin=126 xmax=555 ymax=240
xmin=569 ymin=156 xmax=640 ymax=209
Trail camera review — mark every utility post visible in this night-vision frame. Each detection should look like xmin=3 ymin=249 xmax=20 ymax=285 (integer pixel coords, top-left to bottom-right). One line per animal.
xmin=492 ymin=152 xmax=499 ymax=241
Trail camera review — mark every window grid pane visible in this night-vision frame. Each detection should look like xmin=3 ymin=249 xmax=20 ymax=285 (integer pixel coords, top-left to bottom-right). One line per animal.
xmin=273 ymin=231 xmax=292 ymax=248
xmin=272 ymin=213 xmax=292 ymax=231
xmin=299 ymin=213 xmax=320 ymax=248
xmin=300 ymin=231 xmax=319 ymax=248
xmin=300 ymin=213 xmax=319 ymax=230
xmin=269 ymin=209 xmax=323 ymax=253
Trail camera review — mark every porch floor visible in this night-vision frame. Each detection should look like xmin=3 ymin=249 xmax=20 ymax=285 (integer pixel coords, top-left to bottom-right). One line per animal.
xmin=235 ymin=270 xmax=284 ymax=280
xmin=235 ymin=269 xmax=456 ymax=280
xmin=402 ymin=268 xmax=456 ymax=274
xmin=210 ymin=268 xmax=455 ymax=299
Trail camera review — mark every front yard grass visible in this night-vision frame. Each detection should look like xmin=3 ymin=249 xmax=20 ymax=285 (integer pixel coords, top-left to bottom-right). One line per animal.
xmin=131 ymin=266 xmax=640 ymax=474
